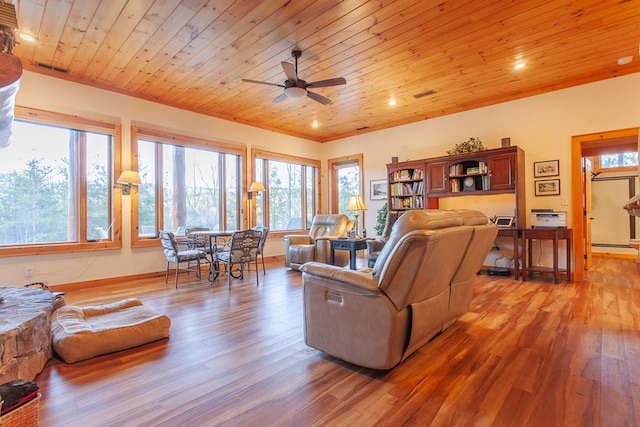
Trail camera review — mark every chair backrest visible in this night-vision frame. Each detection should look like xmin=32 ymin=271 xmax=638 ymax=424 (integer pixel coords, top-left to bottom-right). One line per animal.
xmin=450 ymin=209 xmax=497 ymax=284
xmin=254 ymin=226 xmax=269 ymax=253
xmin=446 ymin=209 xmax=497 ymax=324
xmin=175 ymin=226 xmax=189 ymax=236
xmin=228 ymin=229 xmax=262 ymax=263
xmin=308 ymin=214 xmax=349 ymax=240
xmin=186 ymin=227 xmax=210 ymax=247
xmin=380 ymin=210 xmax=404 ymax=243
xmin=373 ymin=210 xmax=473 ymax=311
xmin=159 ymin=231 xmax=178 ymax=257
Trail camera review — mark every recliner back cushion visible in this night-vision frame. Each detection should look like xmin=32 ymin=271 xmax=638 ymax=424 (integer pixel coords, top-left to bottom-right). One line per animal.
xmin=378 ymin=226 xmax=473 ymax=311
xmin=372 ymin=210 xmax=463 ymax=276
xmin=380 ymin=210 xmax=403 ymax=244
xmin=308 ymin=214 xmax=348 ymax=240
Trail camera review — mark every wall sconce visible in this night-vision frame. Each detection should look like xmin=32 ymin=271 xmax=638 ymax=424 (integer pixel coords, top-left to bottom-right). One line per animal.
xmin=116 ymin=170 xmax=141 ymax=195
xmin=346 ymin=195 xmax=367 ymax=238
xmin=247 ymin=182 xmax=265 ymax=226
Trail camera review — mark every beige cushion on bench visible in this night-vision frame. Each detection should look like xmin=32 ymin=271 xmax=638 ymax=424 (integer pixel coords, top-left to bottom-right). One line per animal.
xmin=51 ymin=298 xmax=171 ymax=363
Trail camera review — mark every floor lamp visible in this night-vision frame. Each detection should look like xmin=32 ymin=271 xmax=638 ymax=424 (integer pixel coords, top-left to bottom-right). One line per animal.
xmin=346 ymin=195 xmax=367 ymax=238
xmin=247 ymin=182 xmax=265 ymax=227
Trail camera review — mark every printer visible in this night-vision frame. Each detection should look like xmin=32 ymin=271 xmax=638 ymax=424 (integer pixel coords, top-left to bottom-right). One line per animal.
xmin=531 ymin=211 xmax=567 ymax=228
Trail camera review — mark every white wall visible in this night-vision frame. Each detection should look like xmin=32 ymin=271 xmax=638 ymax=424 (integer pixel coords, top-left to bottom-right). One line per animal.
xmin=2 ymin=71 xmax=639 ymax=285
xmin=322 ymin=72 xmax=640 ymax=268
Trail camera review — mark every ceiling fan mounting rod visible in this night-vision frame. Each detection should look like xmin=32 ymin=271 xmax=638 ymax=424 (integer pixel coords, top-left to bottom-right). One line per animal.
xmin=291 ymin=50 xmax=301 ymax=76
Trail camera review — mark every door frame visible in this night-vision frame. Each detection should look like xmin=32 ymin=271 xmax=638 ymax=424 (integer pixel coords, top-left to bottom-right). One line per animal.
xmin=327 ymin=154 xmax=364 ymax=214
xmin=571 ymin=127 xmax=639 ymax=281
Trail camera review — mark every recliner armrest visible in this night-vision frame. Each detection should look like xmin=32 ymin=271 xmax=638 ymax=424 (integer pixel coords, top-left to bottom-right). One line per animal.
xmin=300 ymin=262 xmax=379 ymax=294
xmin=314 ymin=234 xmax=346 ymax=242
xmin=284 ymin=235 xmax=313 ymax=245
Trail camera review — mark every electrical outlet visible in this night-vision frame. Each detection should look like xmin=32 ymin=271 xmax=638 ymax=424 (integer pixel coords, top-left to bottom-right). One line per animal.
xmin=25 ymin=266 xmax=33 ymax=277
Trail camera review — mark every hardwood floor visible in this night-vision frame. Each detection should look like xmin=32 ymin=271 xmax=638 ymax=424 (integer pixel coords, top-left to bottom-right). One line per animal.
xmin=36 ymin=257 xmax=640 ymax=426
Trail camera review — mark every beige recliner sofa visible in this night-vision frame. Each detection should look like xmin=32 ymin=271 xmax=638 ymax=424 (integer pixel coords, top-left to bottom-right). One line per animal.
xmin=300 ymin=209 xmax=497 ymax=370
xmin=284 ymin=214 xmax=353 ymax=270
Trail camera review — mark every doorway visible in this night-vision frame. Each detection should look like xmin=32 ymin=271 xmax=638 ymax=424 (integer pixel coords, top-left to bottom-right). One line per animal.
xmin=571 ymin=127 xmax=640 ymax=280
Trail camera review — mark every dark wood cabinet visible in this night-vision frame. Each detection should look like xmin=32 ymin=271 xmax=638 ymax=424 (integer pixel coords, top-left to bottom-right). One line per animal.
xmin=426 ymin=161 xmax=447 ymax=194
xmin=488 ymin=152 xmax=516 ymax=190
xmin=386 ymin=146 xmax=525 ymax=227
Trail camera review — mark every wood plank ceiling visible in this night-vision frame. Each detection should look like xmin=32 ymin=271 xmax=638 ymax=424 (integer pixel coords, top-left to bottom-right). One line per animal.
xmin=9 ymin=0 xmax=640 ymax=142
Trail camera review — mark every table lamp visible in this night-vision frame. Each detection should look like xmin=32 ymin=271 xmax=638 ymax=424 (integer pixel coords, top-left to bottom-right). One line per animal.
xmin=346 ymin=195 xmax=367 ymax=238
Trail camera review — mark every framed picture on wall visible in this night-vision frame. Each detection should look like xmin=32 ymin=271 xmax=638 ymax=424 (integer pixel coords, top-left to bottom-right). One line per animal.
xmin=535 ymin=179 xmax=561 ymax=196
xmin=534 ymin=159 xmax=559 ymax=177
xmin=370 ymin=179 xmax=388 ymax=200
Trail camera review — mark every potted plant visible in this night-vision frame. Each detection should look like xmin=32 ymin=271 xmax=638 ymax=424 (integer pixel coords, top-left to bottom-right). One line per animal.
xmin=374 ymin=203 xmax=388 ymax=236
xmin=447 ymin=137 xmax=485 ymax=155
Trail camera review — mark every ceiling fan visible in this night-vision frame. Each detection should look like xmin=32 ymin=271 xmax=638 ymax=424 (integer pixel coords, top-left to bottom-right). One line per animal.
xmin=242 ymin=50 xmax=346 ymax=105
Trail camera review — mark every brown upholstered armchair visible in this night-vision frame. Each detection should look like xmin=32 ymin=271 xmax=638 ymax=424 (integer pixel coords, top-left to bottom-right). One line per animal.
xmin=284 ymin=214 xmax=352 ymax=270
xmin=300 ymin=209 xmax=497 ymax=370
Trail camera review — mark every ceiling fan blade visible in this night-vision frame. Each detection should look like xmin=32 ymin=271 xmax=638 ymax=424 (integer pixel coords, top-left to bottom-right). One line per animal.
xmin=281 ymin=61 xmax=297 ymax=81
xmin=242 ymin=78 xmax=284 ymax=87
xmin=306 ymin=91 xmax=331 ymax=105
xmin=307 ymin=77 xmax=346 ymax=88
xmin=272 ymin=92 xmax=288 ymax=103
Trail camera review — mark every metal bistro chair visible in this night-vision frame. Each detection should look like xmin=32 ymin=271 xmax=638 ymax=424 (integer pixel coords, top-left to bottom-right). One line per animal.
xmin=216 ymin=229 xmax=262 ymax=289
xmin=185 ymin=226 xmax=211 ymax=272
xmin=159 ymin=231 xmax=209 ymax=288
xmin=253 ymin=226 xmax=269 ymax=274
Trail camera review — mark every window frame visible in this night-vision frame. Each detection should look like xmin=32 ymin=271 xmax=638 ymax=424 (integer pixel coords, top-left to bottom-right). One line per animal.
xmin=130 ymin=126 xmax=247 ymax=248
xmin=593 ymin=152 xmax=638 ymax=174
xmin=0 ymin=106 xmax=123 ymax=257
xmin=252 ymin=149 xmax=321 ymax=238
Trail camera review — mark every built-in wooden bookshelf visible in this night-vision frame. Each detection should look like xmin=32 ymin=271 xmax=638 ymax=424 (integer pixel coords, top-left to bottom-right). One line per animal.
xmin=387 ymin=160 xmax=426 ymax=210
xmin=386 ymin=146 xmax=526 ymax=227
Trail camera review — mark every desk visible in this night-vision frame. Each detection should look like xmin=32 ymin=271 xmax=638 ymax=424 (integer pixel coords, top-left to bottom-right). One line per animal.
xmin=497 ymin=227 xmax=523 ymax=280
xmin=330 ymin=238 xmax=367 ymax=270
xmin=189 ymin=230 xmax=233 ymax=282
xmin=522 ymin=228 xmax=573 ymax=284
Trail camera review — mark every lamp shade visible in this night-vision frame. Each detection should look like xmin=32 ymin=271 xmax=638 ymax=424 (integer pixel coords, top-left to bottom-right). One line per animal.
xmin=249 ymin=182 xmax=265 ymax=193
xmin=116 ymin=170 xmax=141 ymax=185
xmin=346 ymin=195 xmax=367 ymax=211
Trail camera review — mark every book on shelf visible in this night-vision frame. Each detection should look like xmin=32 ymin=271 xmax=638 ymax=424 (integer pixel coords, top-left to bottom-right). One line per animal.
xmin=391 ymin=168 xmax=423 ymax=181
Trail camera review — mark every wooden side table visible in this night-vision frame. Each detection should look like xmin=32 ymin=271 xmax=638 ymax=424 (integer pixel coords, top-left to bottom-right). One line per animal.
xmin=329 ymin=238 xmax=368 ymax=270
xmin=522 ymin=228 xmax=573 ymax=284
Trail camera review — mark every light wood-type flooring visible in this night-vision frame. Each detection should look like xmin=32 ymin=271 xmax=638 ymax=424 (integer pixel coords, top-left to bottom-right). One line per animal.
xmin=36 ymin=256 xmax=640 ymax=426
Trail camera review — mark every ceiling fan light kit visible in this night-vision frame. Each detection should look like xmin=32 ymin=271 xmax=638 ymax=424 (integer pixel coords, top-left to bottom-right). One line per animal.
xmin=284 ymin=86 xmax=307 ymax=98
xmin=242 ymin=50 xmax=346 ymax=105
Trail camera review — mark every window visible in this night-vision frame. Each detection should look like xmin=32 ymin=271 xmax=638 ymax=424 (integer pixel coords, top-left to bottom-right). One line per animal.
xmin=253 ymin=150 xmax=320 ymax=232
xmin=328 ymin=155 xmax=364 ymax=216
xmin=599 ymin=152 xmax=638 ymax=169
xmin=131 ymin=128 xmax=245 ymax=247
xmin=0 ymin=107 xmax=121 ymax=255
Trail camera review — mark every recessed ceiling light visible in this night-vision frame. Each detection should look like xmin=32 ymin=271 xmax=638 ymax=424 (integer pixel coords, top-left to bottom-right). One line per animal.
xmin=20 ymin=33 xmax=35 ymax=42
xmin=514 ymin=62 xmax=526 ymax=70
xmin=617 ymin=56 xmax=633 ymax=65
xmin=311 ymin=120 xmax=319 ymax=128
xmin=388 ymin=99 xmax=396 ymax=107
